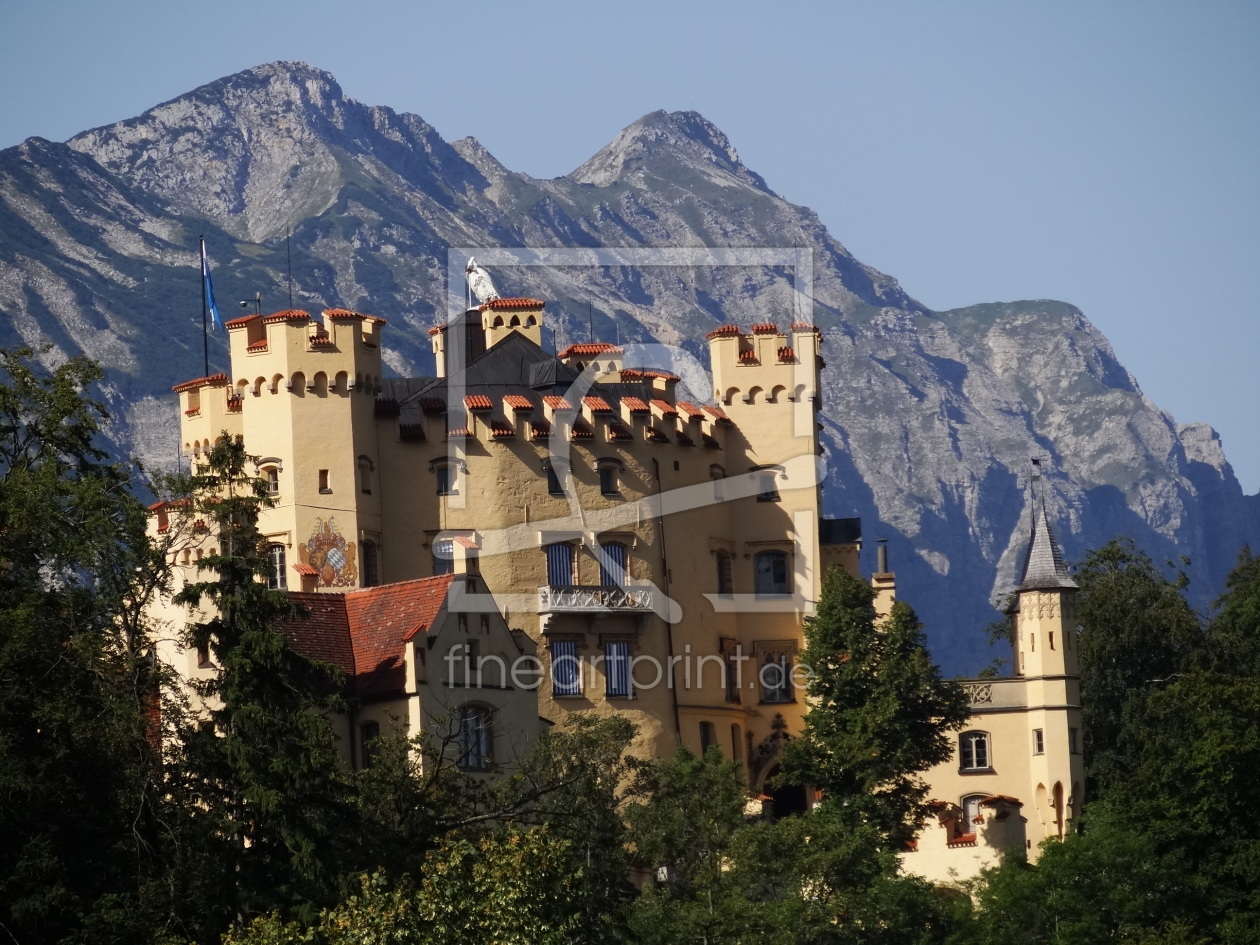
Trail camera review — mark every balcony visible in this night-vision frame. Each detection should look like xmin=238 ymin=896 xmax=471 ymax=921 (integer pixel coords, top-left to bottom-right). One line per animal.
xmin=537 ymin=584 xmax=655 ymax=615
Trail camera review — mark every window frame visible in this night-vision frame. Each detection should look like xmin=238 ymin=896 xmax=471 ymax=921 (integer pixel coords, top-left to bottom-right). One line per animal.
xmin=598 ymin=541 xmax=628 ymax=588
xmin=359 ymin=720 xmax=381 ymax=771
xmin=959 ymin=731 xmax=992 ymax=772
xmin=715 ymin=550 xmax=734 ymax=595
xmin=266 ymin=543 xmax=287 ymax=590
xmin=432 ymin=538 xmax=455 ymax=576
xmin=754 ymin=550 xmax=791 ymax=597
xmin=362 ymin=540 xmax=380 ymax=587
xmin=1032 ymin=728 xmax=1045 ymax=755
xmin=604 ymin=640 xmax=633 ymax=699
xmin=544 ymin=542 xmax=576 ymax=586
xmin=455 ymin=704 xmax=492 ymax=772
xmin=755 ymin=641 xmax=796 ymax=705
xmin=549 ymin=638 xmax=583 ymax=697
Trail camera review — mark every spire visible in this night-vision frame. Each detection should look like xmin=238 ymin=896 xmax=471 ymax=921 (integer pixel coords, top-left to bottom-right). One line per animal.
xmin=1017 ymin=498 xmax=1078 ymax=591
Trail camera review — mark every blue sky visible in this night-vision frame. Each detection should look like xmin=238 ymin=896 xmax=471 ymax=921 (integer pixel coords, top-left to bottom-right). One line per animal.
xmin=2 ymin=0 xmax=1257 ymax=491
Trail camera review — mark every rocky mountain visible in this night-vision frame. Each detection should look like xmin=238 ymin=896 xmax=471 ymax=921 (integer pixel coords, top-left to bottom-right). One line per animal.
xmin=1 ymin=61 xmax=1254 ymax=672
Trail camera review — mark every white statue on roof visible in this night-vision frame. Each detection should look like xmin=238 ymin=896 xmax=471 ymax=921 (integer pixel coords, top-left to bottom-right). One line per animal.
xmin=465 ymin=257 xmax=500 ymax=304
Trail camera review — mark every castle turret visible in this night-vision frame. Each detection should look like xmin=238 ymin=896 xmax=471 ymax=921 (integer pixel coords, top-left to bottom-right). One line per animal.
xmin=480 ymin=297 xmax=544 ymax=350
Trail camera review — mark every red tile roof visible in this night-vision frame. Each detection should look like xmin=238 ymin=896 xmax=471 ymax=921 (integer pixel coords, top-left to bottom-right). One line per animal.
xmin=309 ymin=334 xmax=336 ymax=348
xmin=620 ymin=368 xmax=680 ymax=382
xmin=543 ymin=395 xmax=576 ymax=411
xmin=621 ymin=396 xmax=650 ymax=414
xmin=946 ymin=834 xmax=977 ymax=848
xmin=791 ymin=322 xmax=821 ymax=334
xmin=570 ymin=421 xmax=595 ymax=440
xmin=323 ymin=308 xmax=386 ymax=325
xmin=262 ymin=309 xmax=312 ymax=324
xmin=650 ymin=398 xmax=678 ymax=417
xmin=751 ymin=322 xmax=780 ymax=334
xmin=583 ymin=396 xmax=613 ymax=413
xmin=172 ymin=372 xmax=229 ymax=393
xmin=530 ymin=421 xmax=552 ymax=440
xmin=490 ymin=420 xmax=515 ymax=438
xmin=293 ymin=563 xmax=319 ymax=576
xmin=446 ymin=426 xmax=472 ymax=438
xmin=282 ymin=575 xmax=455 ymax=698
xmin=705 ymin=324 xmax=742 ymax=339
xmin=464 ymin=394 xmax=493 ymax=411
xmin=558 ymin=342 xmax=623 ymax=358
xmin=504 ymin=394 xmax=534 ymax=411
xmin=979 ymin=795 xmax=1023 ymax=807
xmin=739 ymin=350 xmax=758 ymax=363
xmin=777 ymin=347 xmax=795 ymax=362
xmin=419 ymin=397 xmax=447 ymax=412
xmin=427 ymin=325 xmax=447 ymax=336
xmin=646 ymin=428 xmax=670 ymax=443
xmin=245 ymin=340 xmax=268 ymax=352
xmin=224 ymin=314 xmax=261 ymax=330
xmin=703 ymin=405 xmax=732 ymax=423
xmin=479 ymin=297 xmax=545 ymax=311
xmin=676 ymin=401 xmax=704 ymax=418
xmin=609 ymin=424 xmax=633 ymax=441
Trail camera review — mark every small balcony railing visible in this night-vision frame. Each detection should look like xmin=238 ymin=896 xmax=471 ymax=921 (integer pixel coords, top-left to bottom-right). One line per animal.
xmin=537 ymin=584 xmax=655 ymax=614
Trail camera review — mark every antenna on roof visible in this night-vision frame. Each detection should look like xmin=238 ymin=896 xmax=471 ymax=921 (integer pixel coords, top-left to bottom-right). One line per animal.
xmin=286 ymin=227 xmax=294 ymax=307
xmin=239 ymin=292 xmax=262 ymax=316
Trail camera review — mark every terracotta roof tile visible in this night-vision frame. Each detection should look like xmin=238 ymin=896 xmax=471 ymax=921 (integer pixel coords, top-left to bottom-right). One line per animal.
xmin=324 ymin=308 xmax=386 ymax=325
xmin=676 ymin=401 xmax=704 ymax=418
xmin=646 ymin=428 xmax=670 ymax=443
xmin=446 ymin=426 xmax=472 ymax=438
xmin=946 ymin=834 xmax=977 ymax=847
xmin=399 ymin=423 xmax=426 ymax=442
xmin=558 ymin=342 xmax=623 ymax=358
xmin=419 ymin=397 xmax=447 ymax=412
xmin=504 ymin=394 xmax=534 ymax=411
xmin=172 ymin=372 xmax=228 ymax=393
xmin=570 ymin=421 xmax=595 ymax=440
xmin=479 ymin=297 xmax=545 ymax=311
xmin=777 ymin=346 xmax=795 ymax=362
xmin=703 ymin=405 xmax=732 ymax=423
xmin=751 ymin=322 xmax=780 ymax=334
xmin=739 ymin=350 xmax=758 ymax=363
xmin=224 ymin=314 xmax=261 ymax=329
xmin=705 ymin=324 xmax=742 ymax=339
xmin=464 ymin=394 xmax=493 ymax=411
xmin=490 ymin=420 xmax=515 ymax=438
xmin=262 ymin=309 xmax=312 ymax=324
xmin=650 ymin=398 xmax=678 ymax=417
xmin=980 ymin=795 xmax=1023 ymax=807
xmin=530 ymin=421 xmax=552 ymax=440
xmin=245 ymin=340 xmax=268 ymax=352
xmin=620 ymin=368 xmax=680 ymax=382
xmin=543 ymin=395 xmax=576 ymax=411
xmin=293 ymin=563 xmax=319 ymax=576
xmin=427 ymin=325 xmax=447 ymax=336
xmin=609 ymin=424 xmax=633 ymax=441
xmin=621 ymin=396 xmax=651 ymax=414
xmin=583 ymin=396 xmax=613 ymax=413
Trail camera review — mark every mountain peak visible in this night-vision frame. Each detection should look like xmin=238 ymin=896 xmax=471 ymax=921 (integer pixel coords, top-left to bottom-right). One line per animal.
xmin=568 ymin=109 xmax=769 ymax=192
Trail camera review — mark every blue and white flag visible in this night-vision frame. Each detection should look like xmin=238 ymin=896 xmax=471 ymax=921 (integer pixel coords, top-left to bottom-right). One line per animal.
xmin=200 ymin=238 xmax=224 ymax=330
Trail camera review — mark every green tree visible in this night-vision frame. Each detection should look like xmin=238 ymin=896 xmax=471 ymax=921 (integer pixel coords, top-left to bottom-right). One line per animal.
xmin=0 ymin=347 xmax=167 ymax=944
xmin=1075 ymin=539 xmax=1203 ymax=799
xmin=163 ymin=435 xmax=352 ymax=937
xmin=780 ymin=566 xmax=969 ymax=849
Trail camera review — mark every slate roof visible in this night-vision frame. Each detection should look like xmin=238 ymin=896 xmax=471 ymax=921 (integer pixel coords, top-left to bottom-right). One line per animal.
xmin=280 ymin=574 xmax=456 ymax=699
xmin=1017 ymin=500 xmax=1078 ymax=591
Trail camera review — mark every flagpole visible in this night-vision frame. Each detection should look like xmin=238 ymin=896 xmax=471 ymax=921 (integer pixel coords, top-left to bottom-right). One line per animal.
xmin=199 ymin=235 xmax=209 ymax=377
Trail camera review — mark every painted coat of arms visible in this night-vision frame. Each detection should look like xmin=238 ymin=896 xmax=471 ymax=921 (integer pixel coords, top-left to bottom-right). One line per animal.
xmin=299 ymin=516 xmax=358 ymax=587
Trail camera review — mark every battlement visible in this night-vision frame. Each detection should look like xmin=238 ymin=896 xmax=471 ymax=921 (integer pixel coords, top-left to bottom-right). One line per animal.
xmin=706 ymin=322 xmax=822 ymax=407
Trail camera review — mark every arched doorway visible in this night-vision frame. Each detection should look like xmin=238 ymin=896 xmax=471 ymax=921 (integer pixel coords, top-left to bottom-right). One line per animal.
xmin=763 ymin=764 xmax=808 ymax=819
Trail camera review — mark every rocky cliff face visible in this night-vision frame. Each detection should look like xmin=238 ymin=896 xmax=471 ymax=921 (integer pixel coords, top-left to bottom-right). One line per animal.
xmin=1 ymin=61 xmax=1253 ymax=671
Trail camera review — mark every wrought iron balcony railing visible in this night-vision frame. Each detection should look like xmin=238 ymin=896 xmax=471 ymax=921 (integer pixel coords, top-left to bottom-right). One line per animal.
xmin=537 ymin=584 xmax=655 ymax=614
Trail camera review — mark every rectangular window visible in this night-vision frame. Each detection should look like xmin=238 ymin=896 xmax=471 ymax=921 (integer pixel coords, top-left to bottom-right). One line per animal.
xmin=318 ymin=469 xmax=331 ymax=493
xmin=716 ymin=552 xmax=733 ymax=595
xmin=1069 ymin=727 xmax=1079 ymax=754
xmin=547 ymin=465 xmax=564 ymax=496
xmin=433 ymin=539 xmax=455 ymax=576
xmin=599 ymin=543 xmax=627 ymax=587
xmin=196 ymin=641 xmax=212 ymax=668
xmin=758 ymin=645 xmax=794 ymax=704
xmin=362 ymin=541 xmax=380 ymax=587
xmin=604 ymin=641 xmax=632 ymax=698
xmin=436 ymin=464 xmax=456 ymax=496
xmin=550 ymin=639 xmax=581 ymax=697
xmin=960 ymin=732 xmax=990 ymax=770
xmin=721 ymin=639 xmax=742 ymax=704
xmin=545 ymin=542 xmax=574 ymax=586
xmin=1033 ymin=728 xmax=1045 ymax=755
xmin=599 ymin=465 xmax=618 ymax=495
xmin=756 ymin=470 xmax=780 ymax=502
xmin=359 ymin=721 xmax=380 ymax=771
xmin=754 ymin=551 xmax=790 ymax=596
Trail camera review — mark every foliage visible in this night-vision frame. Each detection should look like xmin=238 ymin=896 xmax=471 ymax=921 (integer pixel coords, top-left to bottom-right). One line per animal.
xmin=1074 ymin=539 xmax=1203 ymax=798
xmin=0 ymin=347 xmax=168 ymax=944
xmin=162 ymin=435 xmax=353 ymax=935
xmin=780 ymin=566 xmax=969 ymax=849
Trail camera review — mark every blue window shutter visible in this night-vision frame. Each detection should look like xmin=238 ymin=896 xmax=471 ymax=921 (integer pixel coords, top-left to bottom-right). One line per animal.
xmin=545 ymin=543 xmax=573 ymax=585
xmin=551 ymin=639 xmax=581 ymax=696
xmin=599 ymin=543 xmax=627 ymax=587
xmin=605 ymin=641 xmax=631 ymax=697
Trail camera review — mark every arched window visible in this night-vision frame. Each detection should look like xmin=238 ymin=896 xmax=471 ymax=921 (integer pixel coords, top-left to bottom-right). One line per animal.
xmin=961 ymin=794 xmax=986 ymax=835
xmin=959 ymin=731 xmax=991 ymax=771
xmin=456 ymin=704 xmax=492 ymax=772
xmin=700 ymin=721 xmax=718 ymax=753
xmin=754 ymin=551 xmax=790 ymax=596
xmin=362 ymin=540 xmax=380 ymax=587
xmin=752 ymin=466 xmax=781 ymax=502
xmin=358 ymin=455 xmax=374 ymax=495
xmin=266 ymin=544 xmax=287 ymax=590
xmin=597 ymin=457 xmax=623 ymax=496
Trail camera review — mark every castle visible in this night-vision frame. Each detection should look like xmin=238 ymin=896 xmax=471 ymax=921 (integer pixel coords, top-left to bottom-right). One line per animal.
xmin=151 ymin=286 xmax=1083 ymax=874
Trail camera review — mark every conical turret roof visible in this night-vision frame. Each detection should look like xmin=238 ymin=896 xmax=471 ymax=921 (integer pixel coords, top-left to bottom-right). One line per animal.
xmin=1017 ymin=499 xmax=1078 ymax=591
